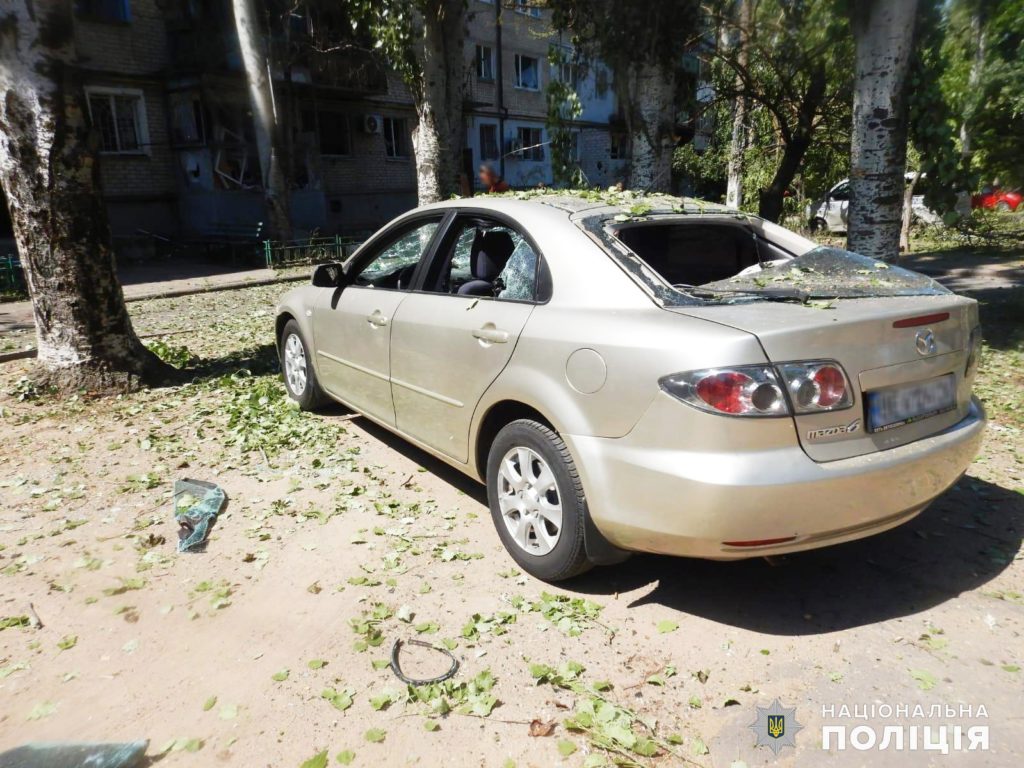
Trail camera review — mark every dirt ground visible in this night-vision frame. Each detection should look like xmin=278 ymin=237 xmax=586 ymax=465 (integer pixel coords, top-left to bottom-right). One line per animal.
xmin=0 ymin=282 xmax=1021 ymax=768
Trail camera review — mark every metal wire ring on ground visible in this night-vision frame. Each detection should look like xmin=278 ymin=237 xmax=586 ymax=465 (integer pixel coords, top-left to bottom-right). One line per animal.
xmin=389 ymin=638 xmax=459 ymax=686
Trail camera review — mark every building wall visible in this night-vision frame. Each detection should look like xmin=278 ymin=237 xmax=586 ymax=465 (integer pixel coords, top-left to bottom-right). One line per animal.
xmin=75 ymin=0 xmax=179 ymax=246
xmin=66 ymin=0 xmax=709 ymax=251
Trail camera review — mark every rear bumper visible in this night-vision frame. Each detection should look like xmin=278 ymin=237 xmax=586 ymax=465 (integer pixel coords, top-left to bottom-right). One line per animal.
xmin=565 ymin=396 xmax=986 ymax=559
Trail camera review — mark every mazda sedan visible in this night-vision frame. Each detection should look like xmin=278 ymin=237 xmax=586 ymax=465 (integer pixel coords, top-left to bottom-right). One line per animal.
xmin=275 ymin=193 xmax=985 ymax=581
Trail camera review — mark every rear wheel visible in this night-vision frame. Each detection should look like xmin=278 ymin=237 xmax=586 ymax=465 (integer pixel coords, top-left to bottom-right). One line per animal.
xmin=486 ymin=419 xmax=592 ymax=581
xmin=995 ymin=200 xmax=1011 ymax=212
xmin=280 ymin=319 xmax=329 ymax=410
xmin=809 ymin=217 xmax=828 ymax=234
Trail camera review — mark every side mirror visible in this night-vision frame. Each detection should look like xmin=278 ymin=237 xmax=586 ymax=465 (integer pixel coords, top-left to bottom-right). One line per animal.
xmin=312 ymin=262 xmax=346 ymax=288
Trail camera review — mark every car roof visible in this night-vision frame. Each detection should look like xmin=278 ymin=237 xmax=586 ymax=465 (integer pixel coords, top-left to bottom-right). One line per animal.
xmin=417 ymin=190 xmax=739 ymax=224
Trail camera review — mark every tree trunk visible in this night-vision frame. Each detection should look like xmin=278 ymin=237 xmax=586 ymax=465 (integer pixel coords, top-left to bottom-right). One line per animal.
xmin=232 ymin=0 xmax=291 ymax=239
xmin=757 ymin=68 xmax=825 ymax=223
xmin=959 ymin=6 xmax=986 ymax=165
xmin=725 ymin=0 xmax=750 ymax=209
xmin=0 ymin=0 xmax=173 ymax=393
xmin=757 ymin=136 xmax=811 ymax=223
xmin=627 ymin=61 xmax=676 ymax=192
xmin=412 ymin=0 xmax=467 ymax=204
xmin=847 ymin=0 xmax=919 ymax=261
xmin=899 ymin=169 xmax=920 ymax=253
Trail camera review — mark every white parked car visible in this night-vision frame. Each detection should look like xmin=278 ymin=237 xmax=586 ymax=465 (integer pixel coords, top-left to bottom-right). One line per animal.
xmin=276 ymin=193 xmax=984 ymax=581
xmin=808 ymin=173 xmax=941 ymax=233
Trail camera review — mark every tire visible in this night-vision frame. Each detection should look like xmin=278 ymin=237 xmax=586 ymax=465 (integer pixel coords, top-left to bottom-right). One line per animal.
xmin=279 ymin=319 xmax=329 ymax=411
xmin=486 ymin=419 xmax=592 ymax=581
xmin=995 ymin=201 xmax=1011 ymax=213
xmin=809 ymin=217 xmax=827 ymax=234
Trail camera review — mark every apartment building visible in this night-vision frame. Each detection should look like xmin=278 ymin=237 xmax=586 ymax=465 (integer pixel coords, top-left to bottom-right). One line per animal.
xmin=464 ymin=0 xmax=628 ymax=190
xmin=64 ymin=0 xmax=706 ymax=254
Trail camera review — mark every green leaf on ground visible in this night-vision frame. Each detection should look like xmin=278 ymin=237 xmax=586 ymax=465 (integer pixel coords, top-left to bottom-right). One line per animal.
xmin=364 ymin=728 xmax=386 ymax=743
xmin=57 ymin=635 xmax=77 ymax=651
xmin=272 ymin=669 xmax=289 ymax=682
xmin=557 ymin=740 xmax=577 ymax=756
xmin=335 ymin=751 xmax=355 ymax=765
xmin=299 ymin=750 xmax=328 ymax=768
xmin=307 ymin=659 xmax=327 ymax=669
xmin=27 ymin=701 xmax=56 ymax=720
xmin=656 ymin=620 xmax=678 ymax=634
xmin=322 ymin=687 xmax=354 ymax=712
xmin=202 ymin=695 xmax=217 ymax=711
xmin=910 ymin=669 xmax=937 ymax=691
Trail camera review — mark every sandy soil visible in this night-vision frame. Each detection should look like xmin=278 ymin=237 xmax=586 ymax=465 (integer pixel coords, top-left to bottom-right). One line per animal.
xmin=0 ymin=285 xmax=1021 ymax=768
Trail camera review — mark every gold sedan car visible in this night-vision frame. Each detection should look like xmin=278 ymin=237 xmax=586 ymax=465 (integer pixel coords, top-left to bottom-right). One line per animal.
xmin=275 ymin=194 xmax=985 ymax=581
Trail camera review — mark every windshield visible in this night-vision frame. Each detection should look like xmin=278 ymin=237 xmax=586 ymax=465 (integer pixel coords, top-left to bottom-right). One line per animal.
xmin=582 ymin=214 xmax=950 ymax=305
xmin=700 ymin=246 xmax=951 ymax=300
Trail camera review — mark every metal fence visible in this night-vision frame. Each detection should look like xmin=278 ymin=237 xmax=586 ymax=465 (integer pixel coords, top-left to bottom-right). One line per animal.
xmin=1 ymin=255 xmax=25 ymax=295
xmin=263 ymin=235 xmax=363 ymax=269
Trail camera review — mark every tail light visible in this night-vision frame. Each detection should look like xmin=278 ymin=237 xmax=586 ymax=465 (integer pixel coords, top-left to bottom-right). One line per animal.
xmin=965 ymin=327 xmax=982 ymax=378
xmin=775 ymin=361 xmax=854 ymax=413
xmin=660 ymin=360 xmax=854 ymax=417
xmin=660 ymin=366 xmax=787 ymax=417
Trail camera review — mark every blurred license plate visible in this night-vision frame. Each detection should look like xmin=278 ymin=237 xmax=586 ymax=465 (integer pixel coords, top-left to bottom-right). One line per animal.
xmin=867 ymin=374 xmax=957 ymax=433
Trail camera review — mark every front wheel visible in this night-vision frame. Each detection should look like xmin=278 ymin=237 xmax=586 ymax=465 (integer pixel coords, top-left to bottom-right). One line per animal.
xmin=280 ymin=319 xmax=329 ymax=410
xmin=486 ymin=419 xmax=592 ymax=581
xmin=995 ymin=201 xmax=1011 ymax=213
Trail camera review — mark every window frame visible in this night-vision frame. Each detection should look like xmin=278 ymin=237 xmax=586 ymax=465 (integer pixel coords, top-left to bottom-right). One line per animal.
xmin=382 ymin=116 xmax=408 ymax=159
xmin=609 ymin=131 xmax=630 ymax=160
xmin=344 ymin=213 xmax=448 ymax=293
xmin=515 ymin=126 xmax=544 ymax=162
xmin=412 ymin=210 xmax=552 ymax=305
xmin=514 ymin=53 xmax=541 ymax=91
xmin=84 ymin=86 xmax=150 ymax=155
xmin=475 ymin=44 xmax=495 ymax=81
xmin=478 ymin=123 xmax=499 ymax=161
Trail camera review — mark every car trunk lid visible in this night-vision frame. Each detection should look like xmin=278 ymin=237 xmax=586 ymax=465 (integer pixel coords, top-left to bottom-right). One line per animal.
xmin=670 ymin=294 xmax=979 ymax=461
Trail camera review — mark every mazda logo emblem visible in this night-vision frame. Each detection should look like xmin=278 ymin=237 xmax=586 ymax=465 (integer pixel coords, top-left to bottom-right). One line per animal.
xmin=915 ymin=329 xmax=937 ymax=356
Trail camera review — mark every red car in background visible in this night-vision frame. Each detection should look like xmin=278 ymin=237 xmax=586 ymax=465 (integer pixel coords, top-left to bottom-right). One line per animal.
xmin=971 ymin=187 xmax=1022 ymax=212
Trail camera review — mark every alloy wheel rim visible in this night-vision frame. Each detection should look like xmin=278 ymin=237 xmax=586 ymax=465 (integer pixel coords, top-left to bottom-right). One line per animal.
xmin=496 ymin=446 xmax=562 ymax=556
xmin=284 ymin=334 xmax=307 ymax=395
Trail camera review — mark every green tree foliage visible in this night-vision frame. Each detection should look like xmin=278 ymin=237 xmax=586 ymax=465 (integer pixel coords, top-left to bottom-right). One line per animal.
xmin=547 ymin=0 xmax=701 ymax=190
xmin=908 ymin=3 xmax=971 ymax=218
xmin=943 ymin=0 xmax=1024 ymax=187
xmin=546 ymin=46 xmax=584 ymax=186
xmin=687 ymin=0 xmax=853 ymax=222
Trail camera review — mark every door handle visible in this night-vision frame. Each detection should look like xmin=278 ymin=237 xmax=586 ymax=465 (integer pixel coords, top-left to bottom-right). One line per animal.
xmin=367 ymin=311 xmax=389 ymax=328
xmin=472 ymin=327 xmax=510 ymax=344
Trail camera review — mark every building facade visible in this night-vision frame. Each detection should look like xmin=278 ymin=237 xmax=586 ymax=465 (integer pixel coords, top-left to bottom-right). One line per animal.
xmin=64 ymin=0 xmax=708 ymax=255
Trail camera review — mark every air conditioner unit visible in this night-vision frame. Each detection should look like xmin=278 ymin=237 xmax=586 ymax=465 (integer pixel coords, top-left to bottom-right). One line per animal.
xmin=362 ymin=114 xmax=382 ymax=134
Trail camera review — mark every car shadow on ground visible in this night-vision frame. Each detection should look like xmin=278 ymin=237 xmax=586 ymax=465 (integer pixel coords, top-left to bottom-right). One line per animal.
xmin=344 ymin=415 xmax=1021 ymax=636
xmin=570 ymin=475 xmax=1022 ymax=635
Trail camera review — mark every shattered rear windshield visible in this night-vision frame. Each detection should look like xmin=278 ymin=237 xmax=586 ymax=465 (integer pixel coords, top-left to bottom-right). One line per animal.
xmin=701 ymin=247 xmax=952 ymax=300
xmin=582 ymin=214 xmax=951 ymax=305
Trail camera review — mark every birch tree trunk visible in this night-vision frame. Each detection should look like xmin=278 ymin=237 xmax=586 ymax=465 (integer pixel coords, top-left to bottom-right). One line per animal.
xmin=412 ymin=0 xmax=467 ymax=204
xmin=847 ymin=0 xmax=919 ymax=261
xmin=959 ymin=6 xmax=986 ymax=165
xmin=627 ymin=62 xmax=676 ymax=193
xmin=0 ymin=0 xmax=173 ymax=393
xmin=899 ymin=169 xmax=920 ymax=252
xmin=725 ymin=0 xmax=750 ymax=209
xmin=232 ymin=0 xmax=292 ymax=239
